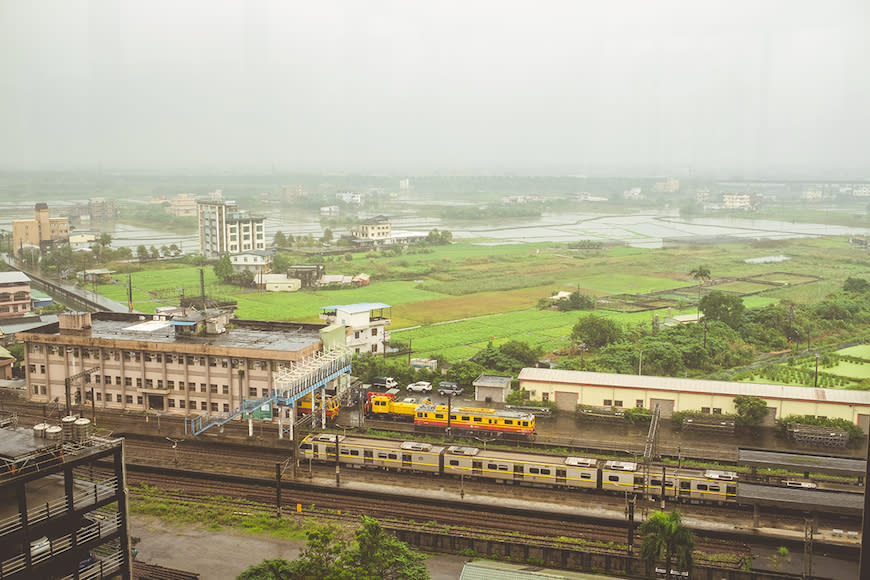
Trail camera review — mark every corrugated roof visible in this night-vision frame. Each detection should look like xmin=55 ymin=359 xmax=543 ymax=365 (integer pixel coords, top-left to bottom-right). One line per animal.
xmin=0 ymin=272 xmax=31 ymax=284
xmin=518 ymin=368 xmax=870 ymax=405
xmin=320 ymin=303 xmax=391 ymax=314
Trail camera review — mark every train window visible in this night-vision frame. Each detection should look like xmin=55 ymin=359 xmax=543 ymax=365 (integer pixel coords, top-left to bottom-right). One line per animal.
xmin=388 ymin=454 xmax=397 ymax=460
xmin=449 ymin=460 xmax=459 ymax=466
xmin=651 ymin=479 xmax=662 ymax=486
xmin=498 ymin=465 xmax=508 ymax=471
xmin=608 ymin=475 xmax=619 ymax=482
xmin=450 ymin=415 xmax=457 ymax=421
xmin=522 ymin=421 xmax=528 ymax=426
xmin=461 ymin=416 xmax=470 ymax=421
xmin=325 ymin=447 xmax=335 ymax=454
xmin=377 ymin=453 xmax=387 ymax=459
xmin=340 ymin=449 xmax=350 ymax=455
xmin=680 ymin=482 xmax=690 ymax=489
xmin=488 ymin=464 xmax=498 ymax=470
xmin=435 ymin=414 xmax=444 ymax=419
xmin=350 ymin=450 xmax=359 ymax=456
xmin=530 ymin=468 xmax=539 ymax=474
xmin=417 ymin=412 xmax=424 ymax=417
xmin=709 ymin=486 xmax=720 ymax=492
xmin=300 ymin=444 xmax=311 ymax=450
xmin=697 ymin=484 xmax=708 ymax=491
xmin=504 ymin=420 xmax=513 ymax=425
xmin=580 ymin=473 xmax=591 ymax=479
xmin=540 ymin=469 xmax=550 ymax=475
xmin=473 ymin=417 xmax=482 ymax=422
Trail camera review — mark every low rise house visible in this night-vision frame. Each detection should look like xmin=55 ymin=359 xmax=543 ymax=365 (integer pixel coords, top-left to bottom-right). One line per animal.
xmin=320 ymin=303 xmax=390 ymax=355
xmin=0 ymin=272 xmax=32 ymax=318
xmin=473 ymin=374 xmax=512 ymax=403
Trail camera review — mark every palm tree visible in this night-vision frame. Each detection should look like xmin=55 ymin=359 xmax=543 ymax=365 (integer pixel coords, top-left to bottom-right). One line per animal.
xmin=639 ymin=509 xmax=695 ymax=578
xmin=689 ymin=265 xmax=711 ymax=319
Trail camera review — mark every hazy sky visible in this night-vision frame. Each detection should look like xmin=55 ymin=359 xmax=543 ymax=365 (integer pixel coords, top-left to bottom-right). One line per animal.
xmin=1 ymin=0 xmax=867 ymax=176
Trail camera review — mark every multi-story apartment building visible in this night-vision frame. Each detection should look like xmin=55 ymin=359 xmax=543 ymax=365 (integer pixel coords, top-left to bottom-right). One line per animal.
xmin=722 ymin=193 xmax=755 ymax=210
xmin=0 ymin=425 xmax=130 ymax=578
xmin=351 ymin=215 xmax=392 ymax=241
xmin=88 ymin=198 xmax=116 ymax=221
xmin=0 ymin=272 xmax=32 ymax=318
xmin=166 ymin=193 xmax=199 ymax=217
xmin=20 ymin=311 xmax=341 ymax=419
xmin=12 ymin=203 xmax=69 ymax=254
xmin=197 ymin=191 xmax=266 ymax=258
xmin=319 ymin=303 xmax=390 ymax=355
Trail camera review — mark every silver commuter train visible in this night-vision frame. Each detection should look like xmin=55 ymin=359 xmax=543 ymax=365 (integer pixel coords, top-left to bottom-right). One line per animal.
xmin=299 ymin=434 xmax=739 ymax=504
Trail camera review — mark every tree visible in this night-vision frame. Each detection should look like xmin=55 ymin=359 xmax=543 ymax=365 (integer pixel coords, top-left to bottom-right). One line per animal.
xmin=169 ymin=243 xmax=180 ymax=256
xmin=98 ymin=233 xmax=112 ymax=248
xmin=571 ymin=314 xmax=622 ymax=348
xmin=150 ymin=245 xmax=160 ymax=259
xmin=160 ymin=244 xmax=170 ymax=257
xmin=689 ymin=265 xmax=712 ymax=317
xmin=844 ymin=277 xmax=870 ymax=293
xmin=271 ymin=252 xmax=291 ymax=274
xmin=734 ymin=395 xmax=769 ymax=427
xmin=273 ymin=231 xmax=287 ymax=248
xmin=237 ymin=517 xmax=429 ymax=580
xmin=136 ymin=245 xmax=149 ymax=262
xmin=321 ymin=228 xmax=333 ymax=243
xmin=639 ymin=509 xmax=695 ymax=578
xmin=700 ymin=291 xmax=745 ymax=330
xmin=445 ymin=360 xmax=486 ymax=389
xmin=213 ymin=254 xmax=233 ymax=281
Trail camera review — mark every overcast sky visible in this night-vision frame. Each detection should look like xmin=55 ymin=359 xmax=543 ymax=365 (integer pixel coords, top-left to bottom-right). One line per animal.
xmin=1 ymin=0 xmax=867 ymax=177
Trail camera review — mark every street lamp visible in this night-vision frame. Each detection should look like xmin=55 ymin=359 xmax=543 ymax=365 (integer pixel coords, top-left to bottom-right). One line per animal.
xmin=814 ymin=353 xmax=820 ymax=388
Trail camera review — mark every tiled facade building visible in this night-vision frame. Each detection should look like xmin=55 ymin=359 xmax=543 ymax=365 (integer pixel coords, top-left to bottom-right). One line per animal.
xmin=20 ymin=311 xmax=340 ymax=418
xmin=12 ymin=203 xmax=69 ymax=254
xmin=0 ymin=272 xmax=32 ymax=318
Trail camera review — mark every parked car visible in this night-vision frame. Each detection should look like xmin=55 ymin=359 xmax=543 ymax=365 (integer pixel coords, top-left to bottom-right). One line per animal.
xmin=437 ymin=382 xmax=462 ymax=396
xmin=373 ymin=377 xmax=398 ymax=389
xmin=406 ymin=381 xmax=432 ymax=393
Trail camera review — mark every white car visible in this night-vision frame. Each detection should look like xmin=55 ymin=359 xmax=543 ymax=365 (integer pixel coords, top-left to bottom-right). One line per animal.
xmin=406 ymin=381 xmax=432 ymax=393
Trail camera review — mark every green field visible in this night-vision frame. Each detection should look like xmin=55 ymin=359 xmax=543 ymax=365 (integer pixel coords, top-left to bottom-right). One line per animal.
xmin=89 ymin=236 xmax=870 ymax=361
xmin=837 ymin=345 xmax=870 ymax=359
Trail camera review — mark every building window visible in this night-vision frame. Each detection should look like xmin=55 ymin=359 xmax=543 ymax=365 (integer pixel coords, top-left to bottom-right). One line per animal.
xmin=371 ymin=344 xmax=378 ymax=353
xmin=124 ymin=377 xmax=132 ymax=386
xmin=712 ymin=408 xmax=722 ymax=414
xmin=636 ymin=399 xmax=644 ymax=408
xmin=94 ymin=375 xmax=101 ymax=384
xmin=137 ymin=396 xmax=143 ymax=405
xmin=211 ymin=403 xmax=218 ymax=412
xmin=168 ymin=380 xmax=175 ymax=389
xmin=136 ymin=378 xmax=142 ymax=387
xmin=168 ymin=399 xmax=175 ymax=408
xmin=210 ymin=384 xmax=218 ymax=393
xmin=603 ymin=399 xmax=612 ymax=407
xmin=222 ymin=385 xmax=229 ymax=395
xmin=371 ymin=328 xmax=378 ymax=336
xmin=200 ymin=383 xmax=207 ymax=393
xmin=145 ymin=379 xmax=152 ymax=388
xmin=701 ymin=407 xmax=711 ymax=414
xmin=614 ymin=400 xmax=623 ymax=408
xmin=115 ymin=376 xmax=122 ymax=385
xmin=223 ymin=403 xmax=229 ymax=413
xmin=179 ymin=399 xmax=186 ymax=409
xmin=200 ymin=401 xmax=207 ymax=410
xmin=125 ymin=395 xmax=133 ymax=404
xmin=157 ymin=379 xmax=163 ymax=388
xmin=116 ymin=394 xmax=122 ymax=403
xmin=188 ymin=382 xmax=195 ymax=391
xmin=96 ymin=392 xmax=102 ymax=401
xmin=249 ymin=388 xmax=258 ymax=397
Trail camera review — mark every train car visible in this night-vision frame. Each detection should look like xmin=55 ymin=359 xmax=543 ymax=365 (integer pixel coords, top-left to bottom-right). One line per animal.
xmin=299 ymin=434 xmax=444 ymax=473
xmin=600 ymin=460 xmax=645 ymax=494
xmin=414 ymin=404 xmax=536 ymax=437
xmin=368 ymin=395 xmax=429 ymax=421
xmin=648 ymin=468 xmax=738 ymax=504
xmin=442 ymin=445 xmax=599 ymax=490
xmin=297 ymin=394 xmax=340 ymax=418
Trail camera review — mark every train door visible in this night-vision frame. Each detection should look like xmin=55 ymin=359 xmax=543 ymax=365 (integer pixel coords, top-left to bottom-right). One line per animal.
xmin=363 ymin=449 xmax=373 ymax=465
xmin=678 ymin=480 xmax=690 ymax=500
xmin=633 ymin=475 xmax=645 ymax=491
xmin=726 ymin=484 xmax=737 ymax=501
xmin=556 ymin=469 xmax=566 ymax=486
xmin=402 ymin=453 xmax=412 ymax=469
xmin=513 ymin=464 xmax=523 ymax=481
xmin=472 ymin=461 xmax=482 ymax=476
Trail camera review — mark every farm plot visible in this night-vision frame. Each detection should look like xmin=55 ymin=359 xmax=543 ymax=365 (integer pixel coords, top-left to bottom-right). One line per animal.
xmin=837 ymin=345 xmax=870 ymax=360
xmin=712 ymin=281 xmax=773 ymax=294
xmin=819 ymin=361 xmax=870 ymax=381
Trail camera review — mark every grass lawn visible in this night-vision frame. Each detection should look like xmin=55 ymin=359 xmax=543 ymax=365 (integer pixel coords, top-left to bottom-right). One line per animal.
xmin=822 ymin=361 xmax=870 ymax=380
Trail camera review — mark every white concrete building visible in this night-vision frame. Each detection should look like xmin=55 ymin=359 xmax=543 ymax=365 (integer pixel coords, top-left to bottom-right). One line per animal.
xmin=320 ymin=303 xmax=391 ymax=355
xmin=197 ymin=191 xmax=266 ymax=257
